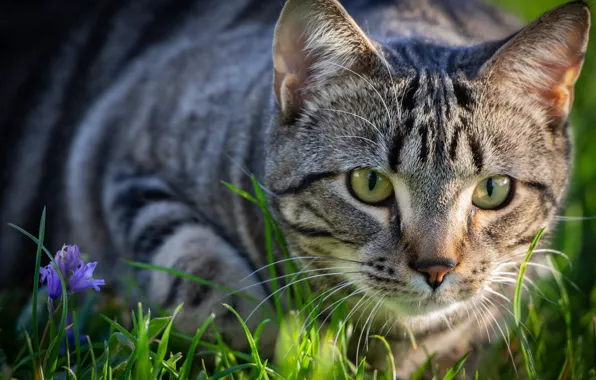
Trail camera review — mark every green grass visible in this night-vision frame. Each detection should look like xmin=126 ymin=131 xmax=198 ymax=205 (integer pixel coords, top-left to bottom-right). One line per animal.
xmin=1 ymin=1 xmax=596 ymax=379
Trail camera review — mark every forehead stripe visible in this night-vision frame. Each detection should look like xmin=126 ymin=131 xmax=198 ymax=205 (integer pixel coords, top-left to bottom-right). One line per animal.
xmin=467 ymin=134 xmax=484 ymax=172
xmin=389 ymin=129 xmax=405 ymax=171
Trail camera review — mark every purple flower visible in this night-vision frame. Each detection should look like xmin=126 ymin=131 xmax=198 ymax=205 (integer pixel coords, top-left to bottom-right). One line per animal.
xmin=40 ymin=265 xmax=62 ymax=300
xmin=56 ymin=244 xmax=83 ymax=277
xmin=40 ymin=244 xmax=105 ymax=300
xmin=68 ymin=261 xmax=105 ymax=292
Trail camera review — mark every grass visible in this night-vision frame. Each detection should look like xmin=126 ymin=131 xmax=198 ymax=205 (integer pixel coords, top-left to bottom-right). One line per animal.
xmin=0 ymin=179 xmax=592 ymax=379
xmin=1 ymin=1 xmax=596 ymax=379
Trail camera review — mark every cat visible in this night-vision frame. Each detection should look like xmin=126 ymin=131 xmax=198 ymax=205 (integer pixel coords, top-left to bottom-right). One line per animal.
xmin=0 ymin=0 xmax=590 ymax=376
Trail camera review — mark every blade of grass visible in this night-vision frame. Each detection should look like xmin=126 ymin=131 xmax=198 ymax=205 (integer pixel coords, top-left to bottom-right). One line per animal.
xmin=549 ymin=255 xmax=575 ymax=380
xmin=371 ymin=335 xmax=396 ymax=379
xmin=179 ymin=314 xmax=215 ymax=380
xmin=513 ymin=228 xmax=544 ymax=380
xmin=171 ymin=333 xmax=255 ymax=363
xmin=514 ymin=228 xmax=545 ymax=326
xmin=102 ymin=341 xmax=112 ymax=380
xmin=443 ymin=352 xmax=470 ymax=380
xmin=207 ymin=363 xmax=256 ymax=380
xmin=134 ymin=304 xmax=151 ymax=380
xmin=210 ymin=323 xmax=236 ymax=380
xmin=222 ymin=303 xmax=265 ymax=375
xmin=72 ymin=310 xmax=82 ymax=378
xmin=87 ymin=336 xmax=97 ymax=380
xmin=154 ymin=303 xmax=183 ymax=377
xmin=100 ymin=315 xmax=136 ymax=342
xmin=355 ymin=357 xmax=366 ymax=380
xmin=31 ymin=208 xmax=47 ymax=355
xmin=222 ymin=181 xmax=259 ymax=204
xmin=251 ymin=176 xmax=283 ymax=320
xmin=19 ymin=323 xmax=38 ymax=379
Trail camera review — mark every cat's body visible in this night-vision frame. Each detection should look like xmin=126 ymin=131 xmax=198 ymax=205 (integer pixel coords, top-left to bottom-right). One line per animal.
xmin=0 ymin=0 xmax=589 ymax=376
xmin=0 ymin=0 xmax=518 ymax=288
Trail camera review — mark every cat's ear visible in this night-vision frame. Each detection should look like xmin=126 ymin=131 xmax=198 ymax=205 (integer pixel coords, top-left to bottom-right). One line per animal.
xmin=479 ymin=1 xmax=590 ymax=119
xmin=273 ymin=0 xmax=381 ymax=120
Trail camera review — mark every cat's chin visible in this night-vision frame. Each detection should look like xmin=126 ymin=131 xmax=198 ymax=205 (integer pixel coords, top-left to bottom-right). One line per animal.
xmin=382 ymin=294 xmax=475 ymax=321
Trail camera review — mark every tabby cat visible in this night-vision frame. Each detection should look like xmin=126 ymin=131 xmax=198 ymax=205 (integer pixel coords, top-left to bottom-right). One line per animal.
xmin=0 ymin=0 xmax=590 ymax=375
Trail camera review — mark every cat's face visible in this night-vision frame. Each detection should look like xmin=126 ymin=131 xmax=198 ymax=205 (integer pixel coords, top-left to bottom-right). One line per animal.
xmin=265 ymin=0 xmax=590 ymax=321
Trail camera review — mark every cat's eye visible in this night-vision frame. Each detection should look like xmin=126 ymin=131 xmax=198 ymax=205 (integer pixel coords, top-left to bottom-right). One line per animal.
xmin=349 ymin=169 xmax=394 ymax=205
xmin=472 ymin=175 xmax=512 ymax=210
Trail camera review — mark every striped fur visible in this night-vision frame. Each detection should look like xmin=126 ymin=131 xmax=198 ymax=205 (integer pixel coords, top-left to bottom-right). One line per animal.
xmin=0 ymin=0 xmax=590 ymax=375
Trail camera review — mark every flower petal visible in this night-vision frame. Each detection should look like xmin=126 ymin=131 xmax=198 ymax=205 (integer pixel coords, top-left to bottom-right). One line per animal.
xmin=68 ymin=261 xmax=105 ymax=294
xmin=40 ymin=264 xmax=63 ymax=300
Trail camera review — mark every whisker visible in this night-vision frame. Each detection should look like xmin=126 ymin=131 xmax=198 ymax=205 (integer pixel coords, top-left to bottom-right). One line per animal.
xmin=483 ymin=296 xmax=533 ymax=338
xmin=378 ymin=312 xmax=392 ymax=336
xmin=284 ymin=283 xmax=364 ymax=360
xmin=492 ymin=271 xmax=553 ymax=303
xmin=377 ymin=44 xmax=402 ymax=121
xmin=330 ymin=289 xmax=377 ymax=360
xmin=532 ymin=249 xmax=570 ymax=263
xmin=240 ymin=256 xmax=365 ymax=282
xmin=329 ymin=289 xmax=374 ymax=363
xmin=484 ymin=287 xmax=511 ymax=304
xmin=336 ymin=135 xmax=384 ymax=150
xmin=472 ymin=299 xmax=492 ymax=343
xmin=502 ymin=249 xmax=571 ymax=267
xmin=478 ymin=298 xmax=499 ymax=341
xmin=491 ymin=276 xmax=558 ymax=307
xmin=469 ymin=302 xmax=485 ymax=341
xmin=479 ymin=298 xmax=518 ymax=377
xmin=245 ymin=271 xmax=360 ymax=322
xmin=299 ymin=280 xmax=358 ymax=332
xmin=321 ymin=108 xmax=384 ymax=137
xmin=441 ymin=314 xmax=453 ymax=331
xmin=354 ymin=291 xmax=384 ymax=362
xmin=523 ymin=262 xmax=580 ymax=291
xmin=554 ymin=215 xmax=596 ymax=221
xmin=229 ymin=266 xmax=355 ymax=297
xmin=364 ymin=295 xmax=386 ymax=352
xmin=315 ymin=287 xmax=370 ymax=336
xmin=297 ymin=280 xmax=352 ymax=316
xmin=327 ymin=61 xmax=393 ymax=127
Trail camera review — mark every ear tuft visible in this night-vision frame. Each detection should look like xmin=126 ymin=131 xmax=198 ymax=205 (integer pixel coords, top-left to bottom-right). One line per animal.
xmin=480 ymin=1 xmax=590 ymax=118
xmin=272 ymin=0 xmax=381 ymax=121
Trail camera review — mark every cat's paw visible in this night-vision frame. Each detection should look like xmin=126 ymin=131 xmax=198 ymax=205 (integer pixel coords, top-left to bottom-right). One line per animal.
xmin=145 ymin=224 xmax=277 ymax=353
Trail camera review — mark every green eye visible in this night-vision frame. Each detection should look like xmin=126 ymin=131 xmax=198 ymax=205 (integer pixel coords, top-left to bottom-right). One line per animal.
xmin=349 ymin=169 xmax=394 ymax=204
xmin=472 ymin=175 xmax=512 ymax=210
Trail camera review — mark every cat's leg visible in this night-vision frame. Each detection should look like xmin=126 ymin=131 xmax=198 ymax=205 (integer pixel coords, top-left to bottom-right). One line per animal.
xmin=102 ymin=170 xmax=276 ymax=353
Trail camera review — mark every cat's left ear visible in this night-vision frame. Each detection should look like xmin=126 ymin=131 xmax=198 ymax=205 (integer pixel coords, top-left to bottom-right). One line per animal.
xmin=479 ymin=1 xmax=590 ymax=119
xmin=272 ymin=0 xmax=382 ymax=121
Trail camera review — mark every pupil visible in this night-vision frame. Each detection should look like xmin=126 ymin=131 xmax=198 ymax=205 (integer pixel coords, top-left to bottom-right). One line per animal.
xmin=367 ymin=171 xmax=377 ymax=191
xmin=486 ymin=178 xmax=494 ymax=197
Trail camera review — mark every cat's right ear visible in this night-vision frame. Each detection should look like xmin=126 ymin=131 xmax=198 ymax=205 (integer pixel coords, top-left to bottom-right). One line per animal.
xmin=272 ymin=0 xmax=381 ymax=121
xmin=479 ymin=1 xmax=590 ymax=120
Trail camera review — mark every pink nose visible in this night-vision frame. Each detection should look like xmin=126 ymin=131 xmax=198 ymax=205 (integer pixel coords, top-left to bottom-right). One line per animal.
xmin=411 ymin=260 xmax=457 ymax=290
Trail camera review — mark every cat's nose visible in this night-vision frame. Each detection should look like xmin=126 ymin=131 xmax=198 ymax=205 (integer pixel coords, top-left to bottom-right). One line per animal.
xmin=410 ymin=259 xmax=457 ymax=290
